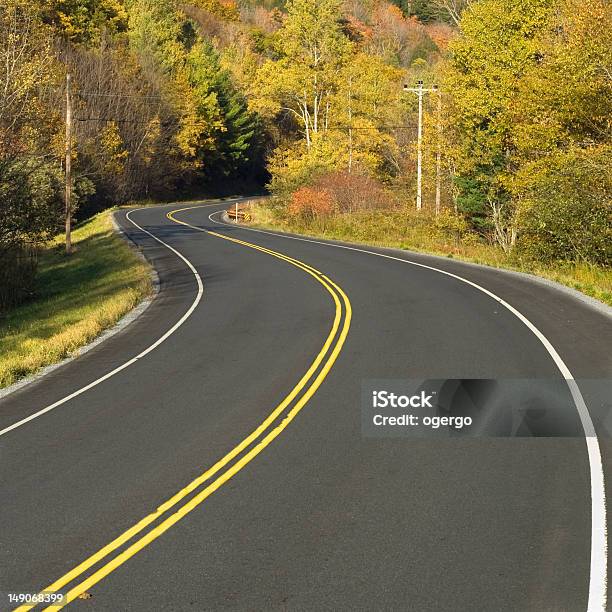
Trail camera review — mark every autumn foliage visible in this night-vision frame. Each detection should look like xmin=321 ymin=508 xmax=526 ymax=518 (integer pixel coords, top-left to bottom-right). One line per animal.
xmin=288 ymin=187 xmax=335 ymax=220
xmin=288 ymin=171 xmax=396 ymax=220
xmin=2 ymin=0 xmax=610 ymax=316
xmin=313 ymin=172 xmax=396 ymax=213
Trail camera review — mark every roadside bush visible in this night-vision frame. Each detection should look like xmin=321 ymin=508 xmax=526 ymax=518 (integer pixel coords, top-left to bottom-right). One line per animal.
xmin=311 ymin=171 xmax=397 ymax=213
xmin=0 ymin=159 xmax=64 ymax=310
xmin=514 ymin=147 xmax=612 ymax=265
xmin=285 ymin=170 xmax=398 ymax=224
xmin=288 ymin=187 xmax=335 ymax=220
xmin=433 ymin=209 xmax=471 ymax=242
xmin=0 ymin=246 xmax=38 ymax=311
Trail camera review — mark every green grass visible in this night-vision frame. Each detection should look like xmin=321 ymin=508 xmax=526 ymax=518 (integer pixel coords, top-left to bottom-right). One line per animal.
xmin=250 ymin=206 xmax=612 ymax=307
xmin=0 ymin=210 xmax=152 ymax=389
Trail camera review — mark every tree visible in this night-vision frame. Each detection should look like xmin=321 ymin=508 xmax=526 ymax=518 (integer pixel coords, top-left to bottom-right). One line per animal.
xmin=333 ymin=52 xmax=402 ymax=176
xmin=127 ymin=0 xmax=263 ymax=183
xmin=68 ymin=40 xmax=182 ymax=204
xmin=409 ymin=0 xmax=440 ymax=23
xmin=442 ymin=0 xmax=611 ymax=259
xmin=509 ymin=0 xmax=612 ymax=263
xmin=189 ymin=0 xmax=240 ymax=22
xmin=367 ymin=3 xmax=437 ymax=67
xmin=512 ymin=0 xmax=612 ymax=158
xmin=441 ymin=0 xmax=554 ymax=235
xmin=128 ymin=0 xmax=223 ymax=172
xmin=251 ymin=0 xmax=352 ymax=151
xmin=0 ymin=0 xmax=64 ymax=307
xmin=513 ymin=146 xmax=612 ymax=264
xmin=430 ymin=0 xmax=472 ymax=27
xmin=46 ymin=0 xmax=128 ymax=43
xmin=252 ymin=0 xmax=408 ymax=193
xmin=0 ymin=0 xmax=60 ymax=156
xmin=187 ymin=41 xmax=260 ymax=179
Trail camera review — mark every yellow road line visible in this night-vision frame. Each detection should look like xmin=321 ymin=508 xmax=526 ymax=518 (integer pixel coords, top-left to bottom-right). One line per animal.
xmin=17 ymin=205 xmax=351 ymax=611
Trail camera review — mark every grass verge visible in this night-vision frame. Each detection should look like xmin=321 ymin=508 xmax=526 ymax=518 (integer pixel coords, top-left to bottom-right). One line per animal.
xmin=0 ymin=209 xmax=151 ymax=389
xmin=249 ymin=205 xmax=612 ymax=307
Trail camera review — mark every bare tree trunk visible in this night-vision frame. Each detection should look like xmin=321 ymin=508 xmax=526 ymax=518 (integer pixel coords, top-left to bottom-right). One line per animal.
xmin=313 ymin=76 xmax=319 ymax=135
xmin=488 ymin=196 xmax=517 ymax=253
xmin=302 ymin=92 xmax=311 ymax=150
xmin=432 ymin=0 xmax=472 ymax=27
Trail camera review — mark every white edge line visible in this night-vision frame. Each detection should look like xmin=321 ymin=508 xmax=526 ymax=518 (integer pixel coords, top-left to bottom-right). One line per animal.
xmin=209 ymin=208 xmax=608 ymax=611
xmin=0 ymin=207 xmax=204 ymax=438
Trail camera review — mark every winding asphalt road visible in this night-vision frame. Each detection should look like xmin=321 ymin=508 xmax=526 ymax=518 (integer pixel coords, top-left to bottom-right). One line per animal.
xmin=1 ymin=200 xmax=611 ymax=611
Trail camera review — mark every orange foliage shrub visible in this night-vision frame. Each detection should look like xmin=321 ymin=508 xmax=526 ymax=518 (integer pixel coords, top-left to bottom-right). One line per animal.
xmin=250 ymin=7 xmax=280 ymax=33
xmin=312 ymin=171 xmax=396 ymax=213
xmin=288 ymin=187 xmax=335 ymax=220
xmin=288 ymin=172 xmax=396 ymax=221
xmin=424 ymin=23 xmax=456 ymax=51
xmin=368 ymin=4 xmax=431 ymax=64
xmin=345 ymin=14 xmax=374 ymax=42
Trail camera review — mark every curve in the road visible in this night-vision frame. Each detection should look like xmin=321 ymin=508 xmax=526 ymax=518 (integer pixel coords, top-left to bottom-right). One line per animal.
xmin=0 ymin=206 xmax=211 ymax=438
xmin=205 ymin=206 xmax=608 ymax=612
xmin=16 ymin=206 xmax=351 ymax=612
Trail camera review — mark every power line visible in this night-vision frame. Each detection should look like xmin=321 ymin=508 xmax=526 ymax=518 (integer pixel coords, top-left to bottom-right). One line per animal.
xmin=326 ymin=125 xmax=414 ymax=131
xmin=76 ymin=117 xmax=157 ymax=125
xmin=76 ymin=117 xmax=414 ymax=130
xmin=77 ymin=92 xmax=162 ymax=100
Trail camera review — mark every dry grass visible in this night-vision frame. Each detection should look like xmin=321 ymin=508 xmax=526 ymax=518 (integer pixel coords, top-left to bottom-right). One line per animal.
xmin=249 ymin=205 xmax=612 ymax=306
xmin=0 ymin=210 xmax=151 ymax=389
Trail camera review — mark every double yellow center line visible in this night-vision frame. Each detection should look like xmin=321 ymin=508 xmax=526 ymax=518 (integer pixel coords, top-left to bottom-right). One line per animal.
xmin=18 ymin=205 xmax=351 ymax=611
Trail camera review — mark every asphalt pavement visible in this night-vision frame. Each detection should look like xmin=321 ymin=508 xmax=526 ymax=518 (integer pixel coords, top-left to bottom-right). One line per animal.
xmin=1 ymin=201 xmax=611 ymax=611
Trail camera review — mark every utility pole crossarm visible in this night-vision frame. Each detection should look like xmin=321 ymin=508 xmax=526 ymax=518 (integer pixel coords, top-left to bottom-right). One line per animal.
xmin=403 ymin=87 xmax=439 ymax=94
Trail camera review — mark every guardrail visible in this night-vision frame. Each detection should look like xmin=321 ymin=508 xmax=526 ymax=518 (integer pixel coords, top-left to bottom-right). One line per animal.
xmin=227 ymin=206 xmax=251 ymax=222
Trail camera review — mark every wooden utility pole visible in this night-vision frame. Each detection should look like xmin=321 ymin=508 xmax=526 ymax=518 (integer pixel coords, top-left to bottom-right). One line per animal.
xmin=65 ymin=73 xmax=73 ymax=254
xmin=416 ymin=80 xmax=424 ymax=211
xmin=435 ymin=85 xmax=442 ymax=216
xmin=347 ymin=74 xmax=353 ymax=174
xmin=403 ymin=80 xmax=438 ymax=211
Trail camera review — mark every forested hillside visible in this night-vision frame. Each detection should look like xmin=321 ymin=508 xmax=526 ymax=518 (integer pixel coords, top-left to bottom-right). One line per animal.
xmin=1 ymin=0 xmax=610 ymax=309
